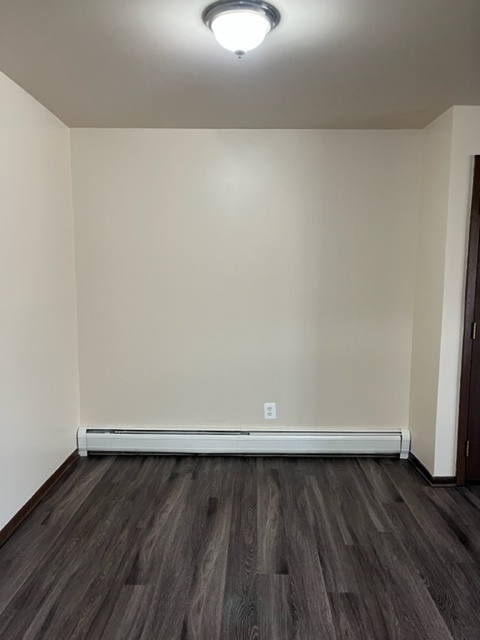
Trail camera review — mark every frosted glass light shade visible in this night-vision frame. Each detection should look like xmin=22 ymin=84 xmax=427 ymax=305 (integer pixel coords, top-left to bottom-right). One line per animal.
xmin=211 ymin=10 xmax=271 ymax=54
xmin=203 ymin=1 xmax=280 ymax=56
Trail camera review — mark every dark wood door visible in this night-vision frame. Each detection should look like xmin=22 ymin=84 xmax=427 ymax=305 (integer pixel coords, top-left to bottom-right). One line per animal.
xmin=458 ymin=156 xmax=480 ymax=483
xmin=466 ymin=242 xmax=480 ymax=481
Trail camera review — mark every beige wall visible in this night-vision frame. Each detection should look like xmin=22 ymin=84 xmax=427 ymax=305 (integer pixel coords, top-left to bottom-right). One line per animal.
xmin=435 ymin=106 xmax=480 ymax=475
xmin=0 ymin=72 xmax=79 ymax=529
xmin=409 ymin=106 xmax=480 ymax=477
xmin=0 ymin=87 xmax=475 ymax=508
xmin=409 ymin=109 xmax=453 ymax=473
xmin=71 ymin=129 xmax=421 ymax=430
xmin=0 ymin=84 xmax=476 ymax=526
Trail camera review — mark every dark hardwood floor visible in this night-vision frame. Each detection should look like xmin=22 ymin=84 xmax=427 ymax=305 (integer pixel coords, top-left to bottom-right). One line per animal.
xmin=1 ymin=455 xmax=480 ymax=640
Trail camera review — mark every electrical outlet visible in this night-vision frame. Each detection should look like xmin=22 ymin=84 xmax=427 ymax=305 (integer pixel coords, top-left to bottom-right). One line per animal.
xmin=264 ymin=402 xmax=276 ymax=420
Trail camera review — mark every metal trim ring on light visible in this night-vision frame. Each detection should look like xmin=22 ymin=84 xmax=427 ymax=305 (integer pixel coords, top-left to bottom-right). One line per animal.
xmin=203 ymin=0 xmax=281 ymax=32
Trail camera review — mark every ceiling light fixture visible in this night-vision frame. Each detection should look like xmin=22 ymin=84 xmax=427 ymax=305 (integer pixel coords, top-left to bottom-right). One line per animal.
xmin=203 ymin=0 xmax=280 ymax=58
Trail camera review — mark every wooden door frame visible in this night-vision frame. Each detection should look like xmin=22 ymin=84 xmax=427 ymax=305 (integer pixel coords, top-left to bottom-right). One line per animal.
xmin=456 ymin=155 xmax=480 ymax=485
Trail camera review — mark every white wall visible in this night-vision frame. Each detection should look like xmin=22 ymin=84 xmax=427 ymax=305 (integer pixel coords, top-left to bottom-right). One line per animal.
xmin=71 ymin=129 xmax=421 ymax=430
xmin=0 ymin=72 xmax=79 ymax=529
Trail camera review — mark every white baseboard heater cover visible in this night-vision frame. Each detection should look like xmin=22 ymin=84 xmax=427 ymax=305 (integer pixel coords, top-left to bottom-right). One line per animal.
xmin=77 ymin=428 xmax=410 ymax=459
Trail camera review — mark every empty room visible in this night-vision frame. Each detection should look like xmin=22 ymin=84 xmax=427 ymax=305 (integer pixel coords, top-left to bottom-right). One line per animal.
xmin=2 ymin=1 xmax=480 ymax=638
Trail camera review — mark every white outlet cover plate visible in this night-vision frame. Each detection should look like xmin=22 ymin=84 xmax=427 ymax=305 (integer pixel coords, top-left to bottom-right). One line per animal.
xmin=264 ymin=402 xmax=276 ymax=419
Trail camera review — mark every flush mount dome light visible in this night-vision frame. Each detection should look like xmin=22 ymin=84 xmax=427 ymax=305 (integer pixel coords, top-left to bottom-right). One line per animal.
xmin=203 ymin=1 xmax=280 ymax=57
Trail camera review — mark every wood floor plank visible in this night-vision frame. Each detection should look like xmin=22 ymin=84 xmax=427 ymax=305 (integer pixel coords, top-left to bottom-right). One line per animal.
xmin=307 ymin=458 xmax=359 ymax=546
xmin=9 ymin=468 xmax=132 ymax=613
xmin=357 ymin=457 xmax=406 ymax=504
xmin=303 ymin=474 xmax=358 ymax=593
xmin=277 ymin=458 xmax=337 ymax=640
xmin=220 ymin=457 xmax=258 ymax=639
xmin=256 ymin=459 xmax=287 ymax=575
xmin=181 ymin=495 xmax=234 ymax=640
xmin=442 ymin=562 xmax=480 ymax=640
xmin=135 ymin=463 xmax=203 ymax=640
xmin=17 ymin=459 xmax=162 ymax=640
xmin=126 ymin=461 xmax=193 ymax=587
xmin=384 ymin=463 xmax=474 ymax=563
xmin=328 ymin=593 xmax=377 ymax=640
xmin=348 ymin=543 xmax=405 ymax=640
xmin=383 ymin=501 xmax=477 ymax=640
xmin=98 ymin=585 xmax=153 ymax=640
xmin=366 ymin=532 xmax=453 ymax=640
xmin=319 ymin=459 xmax=392 ymax=546
xmin=0 ymin=457 xmax=114 ymax=615
xmin=257 ymin=574 xmax=293 ymax=640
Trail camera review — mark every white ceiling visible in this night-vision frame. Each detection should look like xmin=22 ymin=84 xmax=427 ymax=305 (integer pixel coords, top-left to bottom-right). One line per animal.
xmin=0 ymin=0 xmax=479 ymax=128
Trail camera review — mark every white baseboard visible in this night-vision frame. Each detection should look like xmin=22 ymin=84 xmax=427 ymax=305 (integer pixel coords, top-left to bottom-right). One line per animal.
xmin=78 ymin=426 xmax=410 ymax=459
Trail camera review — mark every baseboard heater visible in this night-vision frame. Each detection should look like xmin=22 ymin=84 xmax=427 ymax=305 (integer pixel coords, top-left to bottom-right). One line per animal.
xmin=77 ymin=427 xmax=410 ymax=459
